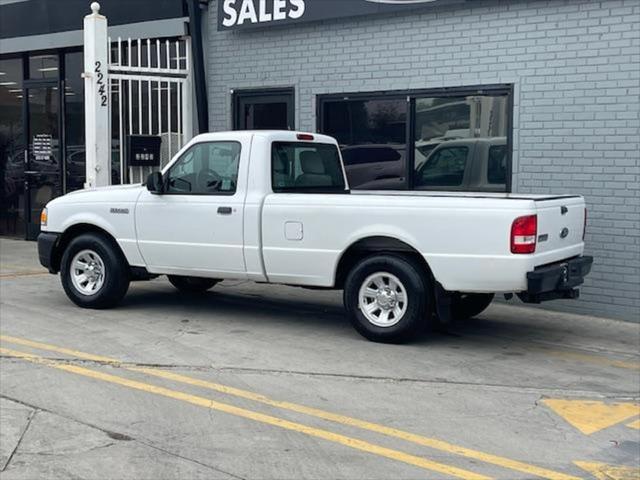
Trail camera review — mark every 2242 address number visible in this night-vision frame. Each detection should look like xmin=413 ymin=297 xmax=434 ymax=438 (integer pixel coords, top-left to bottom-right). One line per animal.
xmin=95 ymin=61 xmax=107 ymax=107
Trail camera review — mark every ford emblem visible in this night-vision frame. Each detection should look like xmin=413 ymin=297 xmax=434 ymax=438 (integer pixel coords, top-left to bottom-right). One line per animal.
xmin=560 ymin=227 xmax=569 ymax=239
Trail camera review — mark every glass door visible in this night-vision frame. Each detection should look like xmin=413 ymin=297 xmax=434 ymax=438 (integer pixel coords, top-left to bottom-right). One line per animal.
xmin=24 ymin=84 xmax=61 ymax=240
xmin=0 ymin=57 xmax=25 ymax=238
xmin=234 ymin=89 xmax=294 ymax=130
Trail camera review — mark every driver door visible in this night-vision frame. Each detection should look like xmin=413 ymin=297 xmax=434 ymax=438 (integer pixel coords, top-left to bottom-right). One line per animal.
xmin=135 ymin=140 xmax=248 ymax=278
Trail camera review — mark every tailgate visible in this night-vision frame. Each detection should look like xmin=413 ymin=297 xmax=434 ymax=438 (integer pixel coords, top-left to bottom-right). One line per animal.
xmin=534 ymin=196 xmax=585 ymax=263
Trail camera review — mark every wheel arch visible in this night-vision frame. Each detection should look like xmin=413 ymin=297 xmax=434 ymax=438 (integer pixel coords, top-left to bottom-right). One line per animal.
xmin=333 ymin=236 xmax=433 ymax=290
xmin=51 ymin=223 xmax=128 ymax=273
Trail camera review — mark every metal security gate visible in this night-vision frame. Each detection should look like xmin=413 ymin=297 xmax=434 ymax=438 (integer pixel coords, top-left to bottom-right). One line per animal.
xmin=108 ymin=36 xmax=192 ymax=184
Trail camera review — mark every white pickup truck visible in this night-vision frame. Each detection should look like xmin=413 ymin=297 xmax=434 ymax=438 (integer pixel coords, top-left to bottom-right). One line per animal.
xmin=38 ymin=131 xmax=593 ymax=343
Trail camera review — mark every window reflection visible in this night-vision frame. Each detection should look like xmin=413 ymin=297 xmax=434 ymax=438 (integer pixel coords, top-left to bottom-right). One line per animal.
xmin=323 ymin=98 xmax=407 ymax=190
xmin=0 ymin=57 xmax=25 ymax=236
xmin=29 ymin=54 xmax=59 ymax=80
xmin=414 ymin=95 xmax=508 ymax=191
xmin=415 ymin=145 xmax=469 ymax=188
xmin=64 ymin=52 xmax=86 ymax=192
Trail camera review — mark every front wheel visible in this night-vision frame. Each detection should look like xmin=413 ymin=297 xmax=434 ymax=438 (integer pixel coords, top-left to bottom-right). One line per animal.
xmin=168 ymin=275 xmax=218 ymax=293
xmin=344 ymin=255 xmax=429 ymax=343
xmin=451 ymin=293 xmax=494 ymax=321
xmin=60 ymin=233 xmax=130 ymax=309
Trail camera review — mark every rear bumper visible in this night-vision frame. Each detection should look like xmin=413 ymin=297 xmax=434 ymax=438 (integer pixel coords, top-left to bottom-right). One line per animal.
xmin=519 ymin=255 xmax=593 ymax=303
xmin=37 ymin=232 xmax=60 ymax=273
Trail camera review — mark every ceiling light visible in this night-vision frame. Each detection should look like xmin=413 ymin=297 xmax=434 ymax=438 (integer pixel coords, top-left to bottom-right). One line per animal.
xmin=38 ymin=67 xmax=59 ymax=72
xmin=8 ymin=88 xmax=22 ymax=93
xmin=0 ymin=72 xmax=5 ymax=75
xmin=0 ymin=81 xmax=17 ymax=86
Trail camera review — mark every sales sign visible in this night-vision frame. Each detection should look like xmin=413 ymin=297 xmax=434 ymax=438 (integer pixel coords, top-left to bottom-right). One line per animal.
xmin=218 ymin=0 xmax=462 ymax=30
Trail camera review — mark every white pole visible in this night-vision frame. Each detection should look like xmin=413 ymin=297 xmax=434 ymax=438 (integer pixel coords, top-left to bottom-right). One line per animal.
xmin=83 ymin=2 xmax=110 ymax=188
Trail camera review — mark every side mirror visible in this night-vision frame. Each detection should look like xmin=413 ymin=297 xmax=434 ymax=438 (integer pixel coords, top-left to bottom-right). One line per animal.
xmin=146 ymin=171 xmax=164 ymax=194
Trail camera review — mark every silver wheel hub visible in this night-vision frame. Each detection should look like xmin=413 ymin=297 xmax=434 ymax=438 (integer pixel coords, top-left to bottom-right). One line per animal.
xmin=70 ymin=249 xmax=105 ymax=296
xmin=358 ymin=272 xmax=408 ymax=328
xmin=376 ymin=288 xmax=397 ymax=309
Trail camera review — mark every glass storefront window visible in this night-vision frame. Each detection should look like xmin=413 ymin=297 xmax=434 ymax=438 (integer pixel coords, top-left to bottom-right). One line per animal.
xmin=26 ymin=84 xmax=61 ymax=239
xmin=320 ymin=88 xmax=511 ymax=193
xmin=414 ymin=95 xmax=508 ymax=191
xmin=29 ymin=53 xmax=59 ymax=79
xmin=322 ymin=98 xmax=407 ymax=190
xmin=64 ymin=51 xmax=86 ymax=192
xmin=0 ymin=57 xmax=25 ymax=237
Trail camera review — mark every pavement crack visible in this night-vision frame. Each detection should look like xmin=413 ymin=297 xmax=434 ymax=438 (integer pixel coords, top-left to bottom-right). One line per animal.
xmin=22 ymin=442 xmax=116 ymax=457
xmin=0 ymin=394 xmax=245 ymax=480
xmin=3 ymin=355 xmax=639 ymax=399
xmin=138 ymin=437 xmax=247 ymax=480
xmin=1 ymin=406 xmax=36 ymax=472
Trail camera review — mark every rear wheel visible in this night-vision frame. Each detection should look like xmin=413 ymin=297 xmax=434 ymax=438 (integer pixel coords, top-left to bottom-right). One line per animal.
xmin=451 ymin=293 xmax=494 ymax=320
xmin=60 ymin=233 xmax=130 ymax=309
xmin=168 ymin=275 xmax=218 ymax=293
xmin=344 ymin=255 xmax=429 ymax=343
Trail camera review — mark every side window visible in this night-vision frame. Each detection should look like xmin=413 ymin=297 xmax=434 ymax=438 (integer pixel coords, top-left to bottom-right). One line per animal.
xmin=487 ymin=145 xmax=507 ymax=185
xmin=165 ymin=141 xmax=241 ymax=194
xmin=415 ymin=146 xmax=468 ymax=188
xmin=272 ymin=142 xmax=346 ymax=193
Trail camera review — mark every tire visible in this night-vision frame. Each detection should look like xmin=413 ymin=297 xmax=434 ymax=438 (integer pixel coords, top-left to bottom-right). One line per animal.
xmin=60 ymin=233 xmax=130 ymax=309
xmin=451 ymin=293 xmax=494 ymax=321
xmin=168 ymin=275 xmax=218 ymax=293
xmin=343 ymin=254 xmax=429 ymax=343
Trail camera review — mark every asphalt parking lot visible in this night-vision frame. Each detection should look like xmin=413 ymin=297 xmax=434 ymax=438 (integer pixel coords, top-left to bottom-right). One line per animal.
xmin=1 ymin=238 xmax=639 ymax=480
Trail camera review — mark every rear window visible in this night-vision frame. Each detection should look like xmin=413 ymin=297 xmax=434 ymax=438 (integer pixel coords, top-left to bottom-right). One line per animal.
xmin=272 ymin=142 xmax=346 ymax=193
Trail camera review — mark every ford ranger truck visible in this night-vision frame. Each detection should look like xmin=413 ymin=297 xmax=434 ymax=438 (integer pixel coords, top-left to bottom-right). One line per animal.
xmin=38 ymin=131 xmax=593 ymax=343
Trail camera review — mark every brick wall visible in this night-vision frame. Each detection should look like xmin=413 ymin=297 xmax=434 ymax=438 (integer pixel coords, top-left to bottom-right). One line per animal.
xmin=206 ymin=0 xmax=640 ymax=321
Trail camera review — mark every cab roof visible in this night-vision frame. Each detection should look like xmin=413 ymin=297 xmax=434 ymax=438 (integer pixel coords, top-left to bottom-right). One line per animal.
xmin=190 ymin=130 xmax=338 ymax=145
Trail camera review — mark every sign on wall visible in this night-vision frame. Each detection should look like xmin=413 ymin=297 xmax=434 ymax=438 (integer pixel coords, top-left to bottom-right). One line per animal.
xmin=218 ymin=0 xmax=462 ymax=30
xmin=127 ymin=135 xmax=162 ymax=168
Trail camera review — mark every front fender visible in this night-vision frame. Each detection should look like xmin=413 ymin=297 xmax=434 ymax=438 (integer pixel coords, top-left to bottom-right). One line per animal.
xmin=48 ymin=206 xmax=145 ymax=267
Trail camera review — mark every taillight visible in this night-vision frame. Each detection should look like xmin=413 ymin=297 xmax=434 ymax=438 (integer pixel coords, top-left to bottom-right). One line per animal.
xmin=583 ymin=208 xmax=587 ymax=241
xmin=511 ymin=215 xmax=537 ymax=254
xmin=297 ymin=133 xmax=314 ymax=141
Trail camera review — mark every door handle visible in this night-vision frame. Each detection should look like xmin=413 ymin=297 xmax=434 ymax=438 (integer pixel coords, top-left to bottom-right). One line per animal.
xmin=217 ymin=206 xmax=232 ymax=215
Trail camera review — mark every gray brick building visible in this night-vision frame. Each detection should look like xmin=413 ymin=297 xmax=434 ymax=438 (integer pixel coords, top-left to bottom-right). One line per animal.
xmin=205 ymin=0 xmax=639 ymax=321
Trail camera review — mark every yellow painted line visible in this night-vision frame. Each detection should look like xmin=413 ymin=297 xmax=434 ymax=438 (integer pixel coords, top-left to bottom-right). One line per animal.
xmin=543 ymin=399 xmax=640 ymax=435
xmin=574 ymin=461 xmax=640 ymax=480
xmin=0 ymin=335 xmax=118 ymax=363
xmin=626 ymin=419 xmax=640 ymax=430
xmin=545 ymin=349 xmax=640 ymax=372
xmin=0 ymin=347 xmax=489 ymax=480
xmin=0 ymin=334 xmax=582 ymax=480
